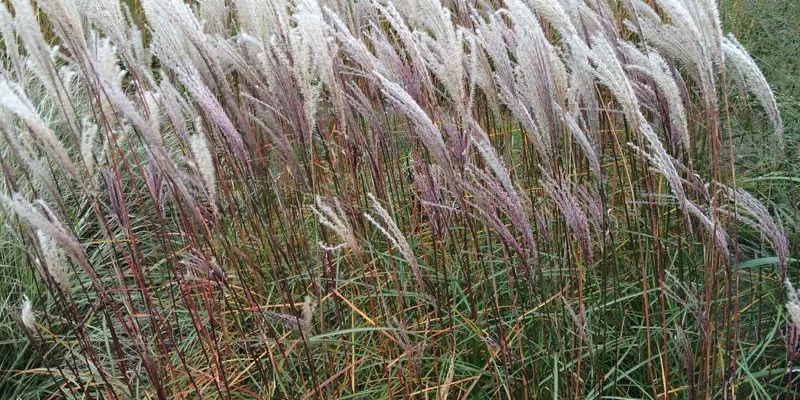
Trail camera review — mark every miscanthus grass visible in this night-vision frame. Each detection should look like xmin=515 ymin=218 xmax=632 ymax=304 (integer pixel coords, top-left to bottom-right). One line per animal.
xmin=0 ymin=0 xmax=796 ymax=398
xmin=20 ymin=295 xmax=35 ymax=331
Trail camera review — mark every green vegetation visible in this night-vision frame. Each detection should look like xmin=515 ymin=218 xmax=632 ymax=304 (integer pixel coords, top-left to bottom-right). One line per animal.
xmin=0 ymin=0 xmax=797 ymax=398
xmin=721 ymin=0 xmax=800 ymax=257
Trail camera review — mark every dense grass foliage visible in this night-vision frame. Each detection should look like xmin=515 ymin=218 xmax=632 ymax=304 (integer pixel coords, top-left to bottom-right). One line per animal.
xmin=720 ymin=0 xmax=800 ymax=261
xmin=0 ymin=0 xmax=796 ymax=398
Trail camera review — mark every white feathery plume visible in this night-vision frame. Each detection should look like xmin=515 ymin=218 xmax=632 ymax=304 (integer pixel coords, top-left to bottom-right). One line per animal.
xmin=158 ymin=74 xmax=191 ymax=142
xmin=621 ymin=42 xmax=691 ymax=156
xmin=651 ymin=0 xmax=707 ymax=57
xmin=472 ymin=9 xmax=515 ymax=96
xmin=371 ymin=0 xmax=435 ymax=94
xmin=627 ymin=0 xmax=661 ymax=22
xmin=367 ymin=22 xmax=411 ymax=86
xmin=3 ymin=194 xmax=86 ymax=272
xmin=95 ymin=74 xmax=163 ymax=149
xmin=465 ymin=31 xmax=480 ymax=115
xmin=289 ymin=16 xmax=322 ymax=131
xmin=469 ymin=118 xmax=533 ymax=227
xmin=473 ymin=8 xmax=552 ymax=166
xmin=90 ymin=32 xmax=127 ymax=92
xmin=626 ymin=0 xmax=717 ymax=116
xmin=199 ymin=0 xmax=228 ymax=35
xmin=80 ymin=118 xmax=99 ymax=176
xmin=11 ymin=0 xmax=79 ymax=131
xmin=154 ymin=0 xmax=236 ymax=117
xmin=722 ymin=34 xmax=784 ymax=150
xmin=143 ymin=0 xmax=210 ymax=81
xmin=408 ymin=0 xmax=467 ymax=116
xmin=2 ymin=198 xmax=75 ymax=289
xmin=87 ymin=0 xmax=150 ymax=69
xmin=0 ymin=78 xmax=79 ymax=180
xmin=301 ymin=295 xmax=316 ymax=335
xmin=0 ymin=4 xmax=24 ymax=80
xmin=722 ymin=186 xmax=788 ymax=270
xmin=207 ymin=32 xmax=256 ymax=83
xmin=189 ymin=125 xmax=217 ymax=207
xmin=786 ymin=279 xmax=800 ymax=330
xmin=627 ymin=122 xmax=689 ymax=219
xmin=37 ymin=0 xmax=95 ymax=93
xmin=587 ymin=34 xmax=691 ymax=218
xmin=58 ymin=64 xmax=80 ymax=98
xmin=373 ymin=71 xmax=453 ymax=174
xmin=392 ymin=0 xmax=456 ymax=47
xmin=311 ymin=196 xmax=358 ymax=253
xmin=564 ymin=37 xmax=601 ymax=140
xmin=0 ymin=116 xmax=61 ymax=199
xmin=142 ymin=90 xmax=161 ymax=137
xmin=679 ymin=0 xmax=723 ymax=67
xmin=83 ymin=31 xmax=127 ymax=119
xmin=20 ymin=295 xmax=36 ymax=330
xmin=294 ymin=0 xmax=343 ymax=128
xmin=84 ymin=0 xmax=129 ymax=52
xmin=507 ymin=0 xmax=567 ymax=127
xmin=587 ymin=34 xmax=640 ymax=127
xmin=523 ymin=0 xmax=578 ymax=39
xmin=234 ymin=0 xmax=287 ymax=43
xmin=37 ymin=229 xmax=70 ymax=287
xmin=470 ymin=133 xmax=514 ymax=195
xmin=37 ymin=0 xmax=89 ymax=49
xmin=364 ymin=193 xmax=426 ymax=291
xmin=179 ymin=69 xmax=247 ymax=162
xmin=464 ymin=32 xmax=501 ymax=117
xmin=325 ymin=7 xmax=379 ymax=73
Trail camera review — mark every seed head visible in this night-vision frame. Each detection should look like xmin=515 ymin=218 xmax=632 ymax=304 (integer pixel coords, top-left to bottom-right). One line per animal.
xmin=20 ymin=295 xmax=35 ymax=330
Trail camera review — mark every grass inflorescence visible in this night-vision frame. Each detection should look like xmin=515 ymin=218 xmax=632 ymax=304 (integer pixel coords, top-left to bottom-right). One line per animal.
xmin=0 ymin=0 xmax=797 ymax=398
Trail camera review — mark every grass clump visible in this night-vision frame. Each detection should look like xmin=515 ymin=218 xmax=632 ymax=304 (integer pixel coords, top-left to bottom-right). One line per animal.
xmin=0 ymin=0 xmax=796 ymax=398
